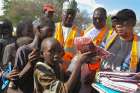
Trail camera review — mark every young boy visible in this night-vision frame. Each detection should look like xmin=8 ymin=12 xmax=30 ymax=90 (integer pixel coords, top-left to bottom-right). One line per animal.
xmin=34 ymin=38 xmax=96 ymax=93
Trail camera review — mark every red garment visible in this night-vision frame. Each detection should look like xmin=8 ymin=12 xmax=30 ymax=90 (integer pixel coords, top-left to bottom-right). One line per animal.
xmin=88 ymin=59 xmax=100 ymax=71
xmin=43 ymin=4 xmax=55 ymax=12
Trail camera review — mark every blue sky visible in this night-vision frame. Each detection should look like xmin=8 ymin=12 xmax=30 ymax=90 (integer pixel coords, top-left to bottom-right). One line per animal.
xmin=76 ymin=0 xmax=140 ymax=20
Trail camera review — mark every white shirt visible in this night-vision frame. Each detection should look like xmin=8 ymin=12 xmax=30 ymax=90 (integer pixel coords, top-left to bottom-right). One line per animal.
xmin=84 ymin=27 xmax=106 ymax=47
xmin=62 ymin=26 xmax=72 ymax=42
xmin=84 ymin=27 xmax=100 ymax=39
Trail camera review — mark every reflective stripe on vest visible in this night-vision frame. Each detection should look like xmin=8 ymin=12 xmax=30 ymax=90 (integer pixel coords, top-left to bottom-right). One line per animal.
xmin=92 ymin=26 xmax=109 ymax=46
xmin=54 ymin=22 xmax=77 ymax=49
xmin=54 ymin=22 xmax=78 ymax=63
xmin=130 ymin=34 xmax=139 ymax=72
xmin=105 ymin=30 xmax=118 ymax=50
xmin=64 ymin=26 xmax=77 ymax=48
xmin=54 ymin=22 xmax=64 ymax=46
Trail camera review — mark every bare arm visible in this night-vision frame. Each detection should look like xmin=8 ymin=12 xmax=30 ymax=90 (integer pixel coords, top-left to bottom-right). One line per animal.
xmin=19 ymin=49 xmax=41 ymax=78
xmin=65 ymin=52 xmax=94 ymax=92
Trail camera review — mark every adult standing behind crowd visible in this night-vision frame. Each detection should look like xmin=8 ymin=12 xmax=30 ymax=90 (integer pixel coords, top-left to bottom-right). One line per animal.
xmin=67 ymin=7 xmax=109 ymax=93
xmin=83 ymin=7 xmax=109 ymax=72
xmin=81 ymin=7 xmax=109 ymax=93
xmin=7 ymin=16 xmax=55 ymax=93
xmin=54 ymin=0 xmax=84 ymax=69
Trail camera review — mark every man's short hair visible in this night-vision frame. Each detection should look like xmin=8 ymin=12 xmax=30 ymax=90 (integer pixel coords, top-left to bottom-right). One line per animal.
xmin=94 ymin=7 xmax=107 ymax=16
xmin=41 ymin=37 xmax=59 ymax=52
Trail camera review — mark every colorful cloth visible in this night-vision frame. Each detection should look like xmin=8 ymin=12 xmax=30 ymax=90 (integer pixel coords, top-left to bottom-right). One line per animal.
xmin=34 ymin=62 xmax=67 ymax=93
xmin=95 ymin=72 xmax=139 ymax=93
xmin=92 ymin=83 xmax=120 ymax=93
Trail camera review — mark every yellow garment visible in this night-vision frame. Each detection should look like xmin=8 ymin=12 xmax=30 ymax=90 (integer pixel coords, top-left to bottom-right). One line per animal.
xmin=54 ymin=22 xmax=80 ymax=69
xmin=84 ymin=25 xmax=109 ymax=46
xmin=105 ymin=31 xmax=139 ymax=72
xmin=92 ymin=26 xmax=109 ymax=46
xmin=130 ymin=34 xmax=139 ymax=72
xmin=105 ymin=30 xmax=118 ymax=49
xmin=54 ymin=22 xmax=78 ymax=48
xmin=54 ymin=22 xmax=64 ymax=46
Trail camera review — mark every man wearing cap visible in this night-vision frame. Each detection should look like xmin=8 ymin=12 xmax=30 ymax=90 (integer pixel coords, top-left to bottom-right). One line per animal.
xmin=101 ymin=9 xmax=140 ymax=72
xmin=54 ymin=0 xmax=83 ymax=69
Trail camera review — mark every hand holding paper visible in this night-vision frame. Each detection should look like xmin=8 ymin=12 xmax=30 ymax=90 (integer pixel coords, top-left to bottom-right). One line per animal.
xmin=74 ymin=37 xmax=112 ymax=59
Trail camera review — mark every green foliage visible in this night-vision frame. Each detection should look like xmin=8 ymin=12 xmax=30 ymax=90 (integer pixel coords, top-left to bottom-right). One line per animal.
xmin=2 ymin=0 xmax=64 ymax=25
xmin=1 ymin=0 xmax=91 ymax=29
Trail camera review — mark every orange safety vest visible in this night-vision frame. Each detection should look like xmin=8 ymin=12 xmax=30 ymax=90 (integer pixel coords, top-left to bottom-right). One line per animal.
xmin=105 ymin=30 xmax=139 ymax=72
xmin=84 ymin=26 xmax=109 ymax=71
xmin=54 ymin=22 xmax=82 ymax=69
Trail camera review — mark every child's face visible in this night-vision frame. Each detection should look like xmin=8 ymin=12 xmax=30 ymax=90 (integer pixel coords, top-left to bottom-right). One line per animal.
xmin=43 ymin=41 xmax=64 ymax=66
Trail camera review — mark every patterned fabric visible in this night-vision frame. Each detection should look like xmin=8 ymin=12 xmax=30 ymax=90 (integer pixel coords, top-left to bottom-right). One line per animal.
xmin=95 ymin=72 xmax=139 ymax=93
xmin=92 ymin=83 xmax=120 ymax=93
xmin=34 ymin=62 xmax=67 ymax=93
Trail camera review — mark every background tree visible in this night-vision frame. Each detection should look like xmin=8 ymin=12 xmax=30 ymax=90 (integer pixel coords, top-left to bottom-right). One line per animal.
xmin=1 ymin=0 xmax=91 ymax=30
xmin=75 ymin=10 xmax=92 ymax=29
xmin=2 ymin=0 xmax=64 ymax=25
